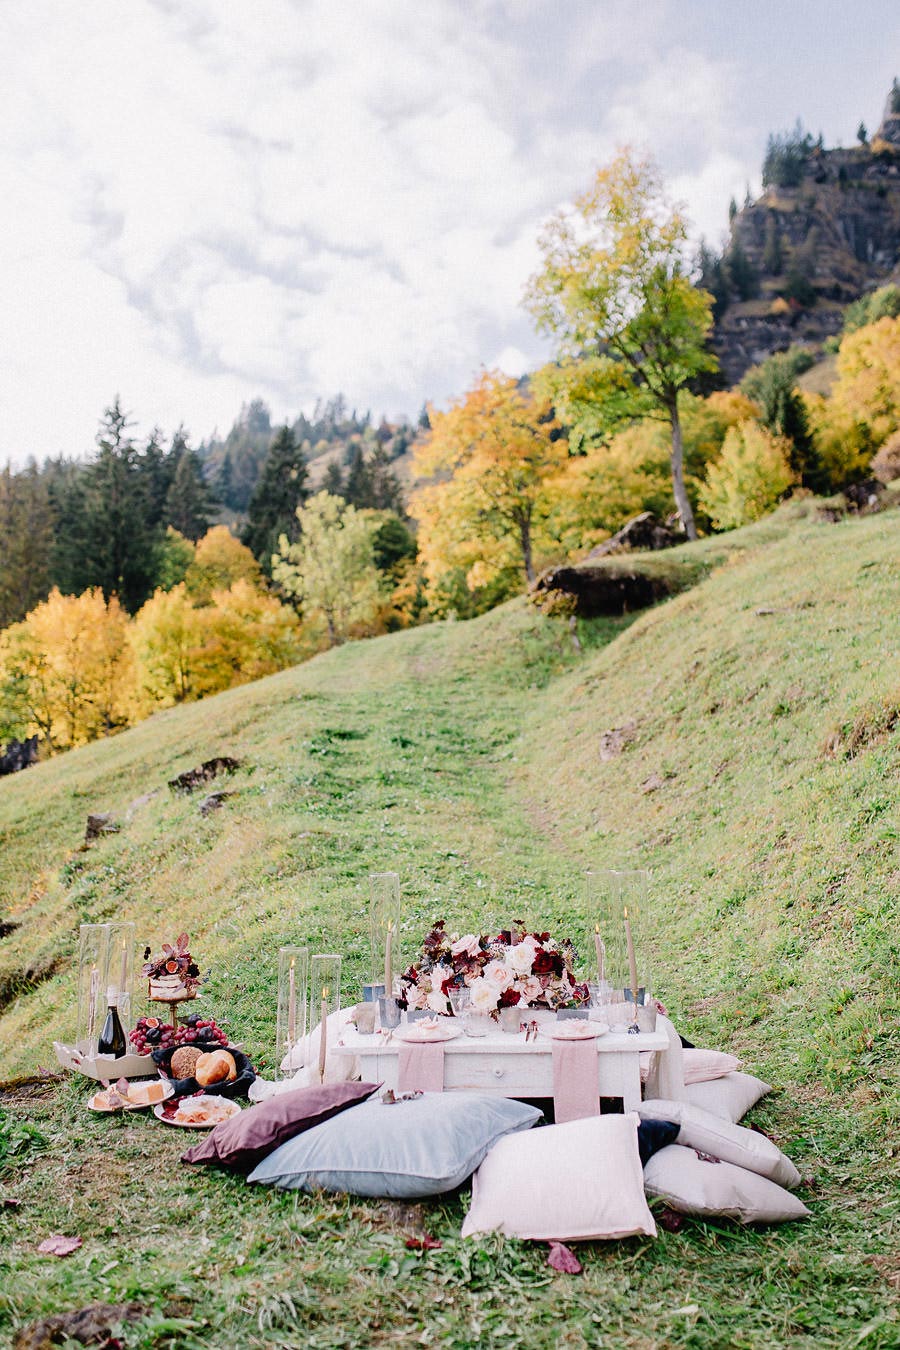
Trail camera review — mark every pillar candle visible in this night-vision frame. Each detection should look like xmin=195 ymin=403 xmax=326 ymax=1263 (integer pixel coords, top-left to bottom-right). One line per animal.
xmin=318 ymin=988 xmax=329 ymax=1082
xmin=624 ymin=906 xmax=639 ymax=1010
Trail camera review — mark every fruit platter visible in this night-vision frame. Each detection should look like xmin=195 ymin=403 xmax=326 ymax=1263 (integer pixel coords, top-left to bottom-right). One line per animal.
xmin=144 ymin=1015 xmax=257 ymax=1100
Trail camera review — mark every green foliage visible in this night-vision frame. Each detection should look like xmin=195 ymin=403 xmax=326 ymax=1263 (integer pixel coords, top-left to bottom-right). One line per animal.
xmin=155 ymin=527 xmax=196 ymax=591
xmin=371 ymin=514 xmax=417 ymax=575
xmin=762 ymin=120 xmax=816 ymax=188
xmin=699 ymin=420 xmax=795 ymax=529
xmin=526 ymin=149 xmax=717 ymax=539
xmin=892 ymin=76 xmax=900 ymax=115
xmin=725 ymin=237 xmax=758 ymax=300
xmin=762 ymin=215 xmax=783 ymax=275
xmin=857 ymin=121 xmax=868 ymax=145
xmin=741 ymin=350 xmax=826 ymax=489
xmin=0 ymin=462 xmax=53 ymax=629
xmin=842 ymin=284 xmax=900 ymax=335
xmin=241 ymin=425 xmax=309 ymax=573
xmin=0 ymin=1109 xmax=46 ymax=1174
xmin=272 ymin=491 xmax=381 ymax=645
xmin=163 ymin=436 xmax=217 ymax=543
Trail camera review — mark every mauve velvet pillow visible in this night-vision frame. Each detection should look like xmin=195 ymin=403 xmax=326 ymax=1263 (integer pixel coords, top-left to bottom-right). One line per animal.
xmin=181 ymin=1082 xmax=380 ymax=1171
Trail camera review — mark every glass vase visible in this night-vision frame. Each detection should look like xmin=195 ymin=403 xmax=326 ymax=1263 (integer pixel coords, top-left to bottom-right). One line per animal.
xmin=275 ymin=946 xmax=309 ymax=1079
xmin=309 ymin=954 xmax=342 ymax=1083
xmin=586 ymin=869 xmax=651 ymax=1025
xmin=369 ymin=872 xmax=401 ymax=995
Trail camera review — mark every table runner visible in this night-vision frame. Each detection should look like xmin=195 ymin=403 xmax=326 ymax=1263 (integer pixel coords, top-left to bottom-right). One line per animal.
xmin=552 ymin=1039 xmax=601 ymax=1123
xmin=397 ymin=1041 xmax=445 ymax=1092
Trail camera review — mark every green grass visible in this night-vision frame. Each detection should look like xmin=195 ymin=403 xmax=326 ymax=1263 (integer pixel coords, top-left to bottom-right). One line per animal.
xmin=0 ymin=507 xmax=898 ymax=1348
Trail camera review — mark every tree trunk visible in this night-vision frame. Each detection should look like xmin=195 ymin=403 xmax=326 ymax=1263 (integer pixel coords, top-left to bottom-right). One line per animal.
xmin=519 ymin=514 xmax=535 ymax=586
xmin=668 ymin=399 xmax=697 ymax=540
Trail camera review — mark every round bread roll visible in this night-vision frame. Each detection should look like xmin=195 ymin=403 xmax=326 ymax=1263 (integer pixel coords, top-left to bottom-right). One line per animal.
xmin=170 ymin=1046 xmax=203 ymax=1080
xmin=194 ymin=1049 xmax=237 ymax=1087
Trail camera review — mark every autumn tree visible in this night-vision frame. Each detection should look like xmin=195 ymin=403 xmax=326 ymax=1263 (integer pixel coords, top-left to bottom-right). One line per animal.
xmin=410 ymin=371 xmax=567 ymax=589
xmin=184 ymin=526 xmax=262 ymax=601
xmin=698 ymin=422 xmax=795 ymax=530
xmin=525 ymin=149 xmax=717 ymax=539
xmin=0 ymin=589 xmax=132 ymax=749
xmin=272 ymin=491 xmax=381 ymax=646
xmin=832 ymin=315 xmax=900 ymax=445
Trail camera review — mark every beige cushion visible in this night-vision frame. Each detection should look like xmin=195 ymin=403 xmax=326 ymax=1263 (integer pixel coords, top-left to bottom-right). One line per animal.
xmin=682 ymin=1049 xmax=742 ymax=1083
xmin=681 ymin=1071 xmax=770 ymax=1122
xmin=637 ymin=1099 xmax=801 ymax=1189
xmin=644 ymin=1145 xmax=809 ymax=1224
xmin=462 ymin=1113 xmax=657 ymax=1241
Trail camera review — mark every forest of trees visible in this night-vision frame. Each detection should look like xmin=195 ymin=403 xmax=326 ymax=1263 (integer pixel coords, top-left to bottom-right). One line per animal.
xmin=3 ymin=151 xmax=898 ymax=765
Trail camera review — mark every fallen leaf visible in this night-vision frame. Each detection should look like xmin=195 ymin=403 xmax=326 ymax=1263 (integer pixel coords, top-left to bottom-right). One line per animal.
xmin=547 ymin=1242 xmax=582 ymax=1274
xmin=2 ymin=1198 xmax=21 ymax=1210
xmin=405 ymin=1234 xmax=442 ymax=1251
xmin=656 ymin=1206 xmax=685 ymax=1233
xmin=38 ymin=1234 xmax=83 ymax=1257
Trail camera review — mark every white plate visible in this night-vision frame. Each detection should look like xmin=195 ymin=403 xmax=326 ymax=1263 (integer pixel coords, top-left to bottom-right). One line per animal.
xmin=88 ymin=1080 xmax=175 ymax=1113
xmin=538 ymin=1021 xmax=608 ymax=1041
xmin=153 ymin=1094 xmax=242 ymax=1129
xmin=393 ymin=1021 xmax=462 ymax=1044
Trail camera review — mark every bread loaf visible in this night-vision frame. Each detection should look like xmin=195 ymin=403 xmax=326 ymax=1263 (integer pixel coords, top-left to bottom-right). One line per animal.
xmin=194 ymin=1049 xmax=237 ymax=1086
xmin=170 ymin=1046 xmax=203 ymax=1080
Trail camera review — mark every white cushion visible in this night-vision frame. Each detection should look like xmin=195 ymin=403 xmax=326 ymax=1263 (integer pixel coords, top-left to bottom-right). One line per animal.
xmin=681 ymin=1071 xmax=770 ymax=1122
xmin=637 ymin=1099 xmax=801 ymax=1189
xmin=462 ymin=1113 xmax=656 ymax=1242
xmin=682 ymin=1049 xmax=742 ymax=1083
xmin=644 ymin=1145 xmax=809 ymax=1224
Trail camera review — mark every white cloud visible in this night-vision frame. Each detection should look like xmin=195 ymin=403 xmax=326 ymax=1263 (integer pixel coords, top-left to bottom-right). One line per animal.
xmin=0 ymin=0 xmax=891 ymax=462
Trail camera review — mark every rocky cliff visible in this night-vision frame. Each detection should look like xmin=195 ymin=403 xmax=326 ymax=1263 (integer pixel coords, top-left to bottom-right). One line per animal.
xmin=712 ymin=87 xmax=900 ymax=384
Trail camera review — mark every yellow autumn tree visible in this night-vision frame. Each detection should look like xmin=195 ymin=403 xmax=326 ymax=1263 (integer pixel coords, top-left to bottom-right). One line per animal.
xmin=0 ymin=589 xmax=132 ymax=749
xmin=185 ymin=525 xmax=262 ymax=601
xmin=832 ymin=316 xmax=900 ymax=446
xmin=410 ymin=370 xmax=568 ymax=603
xmin=192 ymin=580 xmax=304 ymax=692
xmin=130 ymin=584 xmax=206 ymax=709
xmin=698 ymin=422 xmax=796 ymax=530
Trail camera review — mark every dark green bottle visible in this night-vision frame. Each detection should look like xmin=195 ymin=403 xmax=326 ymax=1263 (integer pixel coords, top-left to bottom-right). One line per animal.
xmin=97 ymin=989 xmax=127 ymax=1057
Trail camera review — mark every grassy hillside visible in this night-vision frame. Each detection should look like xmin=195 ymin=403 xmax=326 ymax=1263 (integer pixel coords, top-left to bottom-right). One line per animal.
xmin=0 ymin=506 xmax=898 ymax=1348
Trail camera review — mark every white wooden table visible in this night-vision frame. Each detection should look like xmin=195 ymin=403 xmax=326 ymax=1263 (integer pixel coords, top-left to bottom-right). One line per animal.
xmin=335 ymin=1025 xmax=669 ymax=1112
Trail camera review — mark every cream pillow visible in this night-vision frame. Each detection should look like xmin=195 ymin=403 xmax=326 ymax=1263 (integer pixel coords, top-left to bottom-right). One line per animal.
xmin=637 ymin=1099 xmax=801 ymax=1189
xmin=462 ymin=1113 xmax=656 ymax=1242
xmin=681 ymin=1071 xmax=770 ymax=1122
xmin=682 ymin=1049 xmax=742 ymax=1083
xmin=644 ymin=1145 xmax=809 ymax=1224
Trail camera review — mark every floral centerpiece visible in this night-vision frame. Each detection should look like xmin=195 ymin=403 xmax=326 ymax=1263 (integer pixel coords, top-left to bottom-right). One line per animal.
xmin=397 ymin=920 xmax=590 ymax=1015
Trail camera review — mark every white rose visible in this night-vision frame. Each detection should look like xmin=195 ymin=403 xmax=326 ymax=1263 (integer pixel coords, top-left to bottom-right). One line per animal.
xmin=430 ymin=964 xmax=452 ymax=991
xmin=507 ymin=942 xmax=535 ymax=976
xmin=451 ymin=934 xmax=480 ymax=958
xmin=483 ymin=960 xmax=514 ymax=990
xmin=468 ymin=977 xmax=499 ymax=1013
xmin=427 ymin=989 xmax=449 ymax=1013
xmin=514 ymin=976 xmax=542 ymax=1005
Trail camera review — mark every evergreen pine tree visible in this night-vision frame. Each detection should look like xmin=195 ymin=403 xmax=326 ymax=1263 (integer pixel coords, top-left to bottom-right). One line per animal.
xmin=763 ymin=216 xmax=784 ymax=275
xmin=322 ymin=461 xmax=345 ymax=497
xmin=164 ymin=435 xmax=217 ymax=542
xmin=0 ymin=461 xmax=54 ymax=627
xmin=344 ymin=443 xmax=373 ymax=507
xmin=140 ymin=427 xmax=173 ymax=528
xmin=242 ymin=425 xmax=309 ymax=571
xmin=78 ymin=398 xmax=159 ymax=612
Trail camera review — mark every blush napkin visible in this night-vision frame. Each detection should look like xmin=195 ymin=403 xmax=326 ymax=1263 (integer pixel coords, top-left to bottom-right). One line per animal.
xmin=397 ymin=1042 xmax=445 ymax=1093
xmin=551 ymin=1039 xmax=601 ymax=1124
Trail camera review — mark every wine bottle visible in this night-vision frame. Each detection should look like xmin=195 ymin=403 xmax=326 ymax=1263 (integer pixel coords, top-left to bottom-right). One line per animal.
xmin=97 ymin=988 xmax=127 ymax=1058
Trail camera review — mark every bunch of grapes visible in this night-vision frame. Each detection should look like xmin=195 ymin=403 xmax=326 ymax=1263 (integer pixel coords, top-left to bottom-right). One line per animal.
xmin=129 ymin=1012 xmax=228 ymax=1055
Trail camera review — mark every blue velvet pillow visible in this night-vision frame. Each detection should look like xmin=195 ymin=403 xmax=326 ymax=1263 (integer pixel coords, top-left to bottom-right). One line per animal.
xmin=247 ymin=1092 xmax=543 ymax=1197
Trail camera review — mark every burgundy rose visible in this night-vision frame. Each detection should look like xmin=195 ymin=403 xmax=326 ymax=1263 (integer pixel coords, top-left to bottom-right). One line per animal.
xmin=532 ymin=951 xmax=558 ymax=975
xmin=499 ymin=988 xmax=521 ymax=1007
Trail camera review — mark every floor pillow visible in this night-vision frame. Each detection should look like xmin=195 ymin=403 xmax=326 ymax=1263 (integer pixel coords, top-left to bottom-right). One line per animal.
xmin=681 ymin=1071 xmax=770 ymax=1122
xmin=682 ymin=1049 xmax=742 ymax=1083
xmin=247 ymin=1092 xmax=542 ymax=1197
xmin=643 ymin=1144 xmax=809 ymax=1224
xmin=181 ymin=1081 xmax=380 ymax=1172
xmin=462 ymin=1112 xmax=657 ymax=1241
xmin=637 ymin=1099 xmax=800 ymax=1189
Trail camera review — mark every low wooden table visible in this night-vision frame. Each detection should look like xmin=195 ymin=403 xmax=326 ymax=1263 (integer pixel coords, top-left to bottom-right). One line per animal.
xmin=335 ymin=1024 xmax=669 ymax=1111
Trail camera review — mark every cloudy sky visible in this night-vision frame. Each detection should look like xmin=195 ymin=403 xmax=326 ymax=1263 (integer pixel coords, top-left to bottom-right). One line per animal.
xmin=2 ymin=1 xmax=898 ymax=464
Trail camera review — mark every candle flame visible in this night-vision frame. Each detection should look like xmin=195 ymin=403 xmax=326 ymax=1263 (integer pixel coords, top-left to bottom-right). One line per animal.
xmin=594 ymin=923 xmax=600 ymax=933
xmin=290 ymin=956 xmax=295 ymax=970
xmin=322 ymin=986 xmax=330 ymax=999
xmin=623 ymin=906 xmax=628 ymax=919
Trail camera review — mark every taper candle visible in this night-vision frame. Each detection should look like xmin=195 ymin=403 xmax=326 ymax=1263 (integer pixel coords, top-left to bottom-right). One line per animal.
xmin=624 ymin=906 xmax=639 ymax=1010
xmin=593 ymin=924 xmax=605 ymax=983
xmin=119 ymin=940 xmax=128 ymax=1001
xmin=287 ymin=957 xmax=296 ymax=1046
xmin=318 ymin=987 xmax=329 ymax=1082
xmin=87 ymin=964 xmax=99 ymax=1048
xmin=384 ymin=921 xmax=393 ymax=995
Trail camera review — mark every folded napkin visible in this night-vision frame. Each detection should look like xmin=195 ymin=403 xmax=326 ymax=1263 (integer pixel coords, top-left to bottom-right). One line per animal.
xmin=397 ymin=1041 xmax=445 ymax=1093
xmin=552 ymin=1039 xmax=600 ymax=1124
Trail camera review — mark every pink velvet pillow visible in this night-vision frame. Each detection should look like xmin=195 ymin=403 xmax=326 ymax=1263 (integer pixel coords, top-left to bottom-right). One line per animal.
xmin=682 ymin=1049 xmax=742 ymax=1084
xmin=181 ymin=1082 xmax=380 ymax=1171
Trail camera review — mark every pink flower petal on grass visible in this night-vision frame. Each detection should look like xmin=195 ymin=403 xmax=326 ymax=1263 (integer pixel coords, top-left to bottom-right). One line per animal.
xmin=547 ymin=1241 xmax=582 ymax=1274
xmin=38 ymin=1234 xmax=82 ymax=1257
